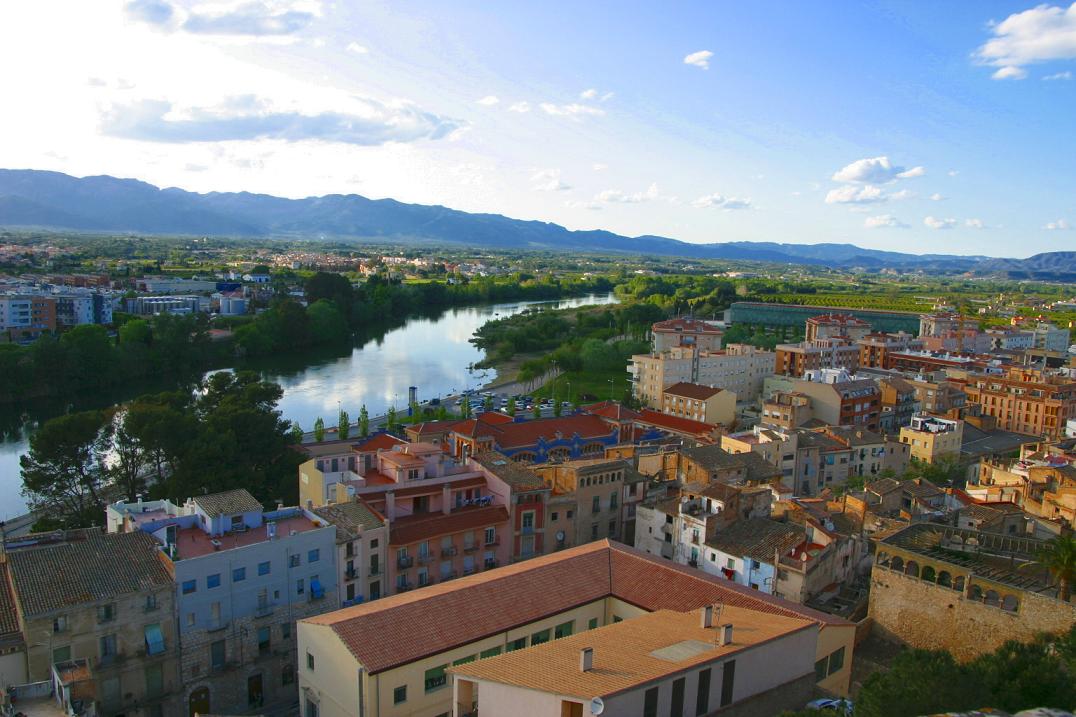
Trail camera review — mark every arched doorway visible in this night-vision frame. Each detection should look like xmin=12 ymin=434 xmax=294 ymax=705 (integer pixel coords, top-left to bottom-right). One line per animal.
xmin=189 ymin=687 xmax=210 ymax=717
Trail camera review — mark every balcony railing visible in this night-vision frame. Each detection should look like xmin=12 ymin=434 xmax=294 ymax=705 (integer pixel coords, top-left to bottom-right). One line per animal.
xmin=463 ymin=565 xmax=477 ymax=575
xmin=441 ymin=546 xmax=458 ymax=557
xmin=369 ymin=564 xmax=381 ymax=576
xmin=396 ymin=582 xmax=413 ymax=593
xmin=485 ymin=537 xmax=500 ymax=546
xmin=397 ymin=555 xmax=414 ymax=569
xmin=463 ymin=543 xmax=478 ymax=553
xmin=440 ymin=571 xmax=457 ymax=581
xmin=345 ymin=567 xmax=358 ymax=580
xmin=417 ymin=553 xmax=433 ymax=565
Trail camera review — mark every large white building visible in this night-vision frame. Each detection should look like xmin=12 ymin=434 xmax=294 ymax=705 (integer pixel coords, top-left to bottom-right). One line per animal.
xmin=1032 ymin=323 xmax=1071 ymax=353
xmin=629 ymin=344 xmax=775 ymax=407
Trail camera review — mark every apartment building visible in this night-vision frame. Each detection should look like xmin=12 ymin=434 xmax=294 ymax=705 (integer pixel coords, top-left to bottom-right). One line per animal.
xmin=877 ymin=375 xmax=919 ymax=432
xmin=919 ymin=313 xmax=961 ymax=337
xmin=629 ymin=344 xmax=775 ymax=406
xmin=651 ymin=317 xmax=724 ymax=352
xmin=761 ymin=391 xmax=813 ymax=430
xmin=857 ymin=331 xmax=923 ymax=369
xmin=0 ymin=294 xmax=56 ymax=338
xmin=775 ymin=340 xmax=861 ymax=377
xmin=900 ymin=415 xmax=964 ymax=464
xmin=786 ymin=372 xmax=881 ymax=432
xmin=963 ymin=366 xmax=1076 ymax=440
xmin=906 ymin=374 xmax=967 ymax=416
xmin=984 ymin=328 xmax=1034 ymax=351
xmin=660 ymin=382 xmax=735 ymax=425
xmin=107 ymin=490 xmax=339 ymax=716
xmin=4 ymin=529 xmax=179 ymax=717
xmin=805 ymin=314 xmax=872 ymax=343
xmin=788 ymin=430 xmax=854 ymax=497
xmin=820 ymin=425 xmax=909 ymax=479
xmin=471 ymin=452 xmax=552 ymax=562
xmin=297 ymin=540 xmax=855 ymax=717
xmin=533 ymin=458 xmax=630 ymax=548
xmin=1031 ymin=323 xmax=1071 ymax=353
xmin=311 ymin=501 xmax=388 ymax=606
xmin=55 ymin=292 xmax=112 ymax=327
xmin=702 ymin=517 xmax=809 ymax=596
xmin=450 ymin=605 xmax=819 ymax=717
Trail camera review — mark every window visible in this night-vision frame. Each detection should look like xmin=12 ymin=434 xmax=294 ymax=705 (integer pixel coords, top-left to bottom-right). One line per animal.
xmin=828 ymin=647 xmax=845 ymax=675
xmin=211 ymin=640 xmax=226 ymax=671
xmin=207 ymin=573 xmax=221 ymax=589
xmin=610 ymin=492 xmax=618 ymax=509
xmin=522 ymin=511 xmax=535 ymax=529
xmin=588 ymin=617 xmax=599 ymax=630
xmin=480 ymin=647 xmax=502 ymax=659
xmin=551 ymin=511 xmax=559 ymax=521
xmin=258 ymin=561 xmax=271 ymax=576
xmin=484 ymin=527 xmax=496 ymax=545
xmin=306 ymin=698 xmax=319 ymax=717
xmin=99 ymin=633 xmax=117 ymax=661
xmin=258 ymin=626 xmax=271 ymax=655
xmin=370 ymin=538 xmax=379 ymax=549
xmin=308 ymin=548 xmax=320 ymax=563
xmin=144 ymin=623 xmax=165 ymax=655
xmin=814 ymin=657 xmax=828 ymax=682
xmin=555 ymin=621 xmax=574 ymax=639
xmin=726 ymin=557 xmax=735 ymax=569
xmin=290 ymin=554 xmax=301 ymax=568
xmin=592 ymin=496 xmax=601 ymax=514
xmin=296 ymin=578 xmax=305 ymax=595
xmin=507 ymin=637 xmax=527 ymax=652
xmin=590 ymin=523 xmax=599 ymax=540
xmin=644 ymin=686 xmax=659 ymax=717
xmin=720 ymin=660 xmax=736 ymax=707
xmin=424 ymin=664 xmax=447 ymax=693
xmin=306 ymin=651 xmax=315 ymax=671
xmin=52 ymin=645 xmax=71 ymax=664
xmin=282 ymin=664 xmax=295 ymax=685
xmin=186 ymin=612 xmax=196 ymax=628
xmin=671 ymin=676 xmax=685 ymax=717
xmin=145 ymin=663 xmax=163 ymax=698
xmin=97 ymin=603 xmax=117 ymax=622
xmin=393 ymin=686 xmax=407 ymax=705
xmin=282 ymin=622 xmax=292 ymax=640
xmin=531 ymin=629 xmax=550 ymax=645
xmin=233 ymin=567 xmax=246 ymax=582
xmin=567 ymin=510 xmax=573 ymax=519
xmin=145 ymin=593 xmax=158 ymax=611
xmin=696 ymin=668 xmax=711 ymax=715
xmin=53 ymin=615 xmax=67 ymax=633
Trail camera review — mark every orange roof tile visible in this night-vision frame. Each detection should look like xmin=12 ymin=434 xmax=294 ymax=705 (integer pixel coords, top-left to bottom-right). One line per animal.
xmin=352 ymin=433 xmax=408 ymax=452
xmin=636 ymin=409 xmax=717 ymax=436
xmin=663 ymin=382 xmax=724 ymax=400
xmin=389 ymin=504 xmax=509 ymax=546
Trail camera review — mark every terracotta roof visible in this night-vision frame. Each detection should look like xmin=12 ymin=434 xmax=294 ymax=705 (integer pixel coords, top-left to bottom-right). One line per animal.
xmin=0 ymin=562 xmax=23 ymax=647
xmin=407 ymin=420 xmax=465 ymax=436
xmin=313 ymin=500 xmax=386 ymax=542
xmin=636 ymin=409 xmax=716 ymax=436
xmin=705 ymin=518 xmax=807 ymax=565
xmin=7 ymin=529 xmax=173 ymax=617
xmin=652 ymin=318 xmax=723 ymax=335
xmin=472 ymin=452 xmax=547 ymax=490
xmin=389 ymin=504 xmax=510 ymax=546
xmin=663 ymin=382 xmax=724 ymax=400
xmin=192 ymin=488 xmax=263 ymax=517
xmin=352 ymin=433 xmax=408 ymax=452
xmin=303 ymin=540 xmax=850 ymax=674
xmin=866 ymin=477 xmax=902 ymax=496
xmin=477 ymin=411 xmax=515 ymax=425
xmin=582 ymin=401 xmax=642 ymax=421
xmin=493 ymin=415 xmax=617 ymax=449
xmin=682 ymin=444 xmax=743 ymax=472
xmin=450 ymin=606 xmax=812 ymax=699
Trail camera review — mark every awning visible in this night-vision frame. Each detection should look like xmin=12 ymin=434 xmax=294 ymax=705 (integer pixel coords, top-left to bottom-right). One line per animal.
xmin=144 ymin=624 xmax=165 ymax=656
xmin=310 ymin=577 xmax=325 ymax=599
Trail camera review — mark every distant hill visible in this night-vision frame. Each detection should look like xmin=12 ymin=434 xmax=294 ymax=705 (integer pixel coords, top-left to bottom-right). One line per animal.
xmin=0 ymin=168 xmax=1072 ymax=276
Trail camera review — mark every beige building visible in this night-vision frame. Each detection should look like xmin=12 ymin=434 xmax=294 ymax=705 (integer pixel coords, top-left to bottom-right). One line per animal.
xmin=661 ymin=382 xmax=736 ymax=426
xmin=761 ymin=391 xmax=813 ymax=430
xmin=297 ymin=541 xmax=855 ymax=717
xmin=312 ymin=501 xmax=389 ymax=606
xmin=450 ymin=605 xmax=818 ymax=717
xmin=651 ymin=317 xmax=724 ymax=352
xmin=630 ymin=344 xmax=775 ymax=407
xmin=533 ymin=458 xmax=630 ymax=547
xmin=899 ymin=415 xmax=964 ymax=464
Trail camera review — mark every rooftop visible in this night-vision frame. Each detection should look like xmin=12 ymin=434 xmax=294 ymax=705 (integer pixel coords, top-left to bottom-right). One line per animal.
xmin=637 ymin=408 xmax=717 ymax=436
xmin=664 ymin=382 xmax=725 ymax=400
xmin=303 ymin=540 xmax=849 ymax=675
xmin=388 ymin=504 xmax=510 ymax=546
xmin=174 ymin=514 xmax=321 ymax=559
xmin=312 ymin=500 xmax=386 ymax=541
xmin=192 ymin=488 xmax=263 ymax=517
xmin=450 ymin=606 xmax=812 ymax=700
xmin=0 ymin=562 xmax=24 ymax=648
xmin=6 ymin=529 xmax=173 ymax=617
xmin=705 ymin=518 xmax=807 ymax=565
xmin=472 ymin=451 xmax=547 ymax=490
xmin=652 ymin=317 xmax=723 ymax=335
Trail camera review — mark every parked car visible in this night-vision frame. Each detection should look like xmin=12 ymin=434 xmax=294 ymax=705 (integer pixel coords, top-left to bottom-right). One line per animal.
xmin=805 ymin=698 xmax=852 ymax=715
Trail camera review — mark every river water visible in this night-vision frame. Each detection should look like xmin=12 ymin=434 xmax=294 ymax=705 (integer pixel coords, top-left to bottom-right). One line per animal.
xmin=0 ymin=292 xmax=618 ymax=519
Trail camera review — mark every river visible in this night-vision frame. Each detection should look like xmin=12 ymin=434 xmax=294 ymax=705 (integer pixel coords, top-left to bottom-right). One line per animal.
xmin=0 ymin=292 xmax=618 ymax=520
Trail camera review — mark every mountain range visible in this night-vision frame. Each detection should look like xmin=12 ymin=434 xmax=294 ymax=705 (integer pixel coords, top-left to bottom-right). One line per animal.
xmin=1 ymin=169 xmax=1072 ymax=278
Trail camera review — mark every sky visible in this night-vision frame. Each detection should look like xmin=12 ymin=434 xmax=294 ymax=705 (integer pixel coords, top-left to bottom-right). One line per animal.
xmin=0 ymin=1 xmax=1074 ymax=257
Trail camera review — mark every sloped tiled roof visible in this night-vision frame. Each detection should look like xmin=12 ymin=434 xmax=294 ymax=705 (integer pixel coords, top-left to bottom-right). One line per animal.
xmin=193 ymin=488 xmax=263 ymax=517
xmin=7 ymin=529 xmax=173 ymax=617
xmin=705 ymin=518 xmax=807 ymax=564
xmin=304 ymin=540 xmax=850 ymax=674
xmin=313 ymin=500 xmax=386 ymax=542
xmin=681 ymin=444 xmax=742 ymax=471
xmin=582 ymin=401 xmax=642 ymax=422
xmin=351 ymin=433 xmax=408 ymax=452
xmin=663 ymin=382 xmax=724 ymax=400
xmin=389 ymin=504 xmax=510 ymax=546
xmin=472 ymin=451 xmax=546 ymax=490
xmin=637 ymin=409 xmax=716 ymax=436
xmin=0 ymin=562 xmax=23 ymax=647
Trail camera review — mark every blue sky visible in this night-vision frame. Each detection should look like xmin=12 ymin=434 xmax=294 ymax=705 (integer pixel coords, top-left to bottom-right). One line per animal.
xmin=0 ymin=1 xmax=1073 ymax=257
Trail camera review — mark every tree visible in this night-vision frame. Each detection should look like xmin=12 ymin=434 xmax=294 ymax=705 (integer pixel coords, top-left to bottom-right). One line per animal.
xmin=554 ymin=400 xmax=562 ymax=417
xmin=307 ymin=299 xmax=349 ymax=344
xmin=304 ymin=272 xmax=355 ymax=323
xmin=386 ymin=406 xmax=399 ymax=433
xmin=855 ymin=649 xmax=980 ymax=717
xmin=338 ymin=409 xmax=350 ymax=440
xmin=20 ymin=410 xmax=111 ymax=529
xmin=1025 ymin=534 xmax=1076 ymax=602
xmin=506 ymin=399 xmax=517 ymax=417
xmin=532 ymin=402 xmax=541 ymax=419
xmin=313 ymin=416 xmax=325 ymax=442
xmin=106 ymin=409 xmax=150 ymax=501
xmin=290 ymin=421 xmax=304 ymax=444
xmin=358 ymin=405 xmax=369 ymax=437
xmin=902 ymin=457 xmax=965 ymax=485
xmin=460 ymin=397 xmax=472 ymax=418
xmin=483 ymin=395 xmax=494 ymax=412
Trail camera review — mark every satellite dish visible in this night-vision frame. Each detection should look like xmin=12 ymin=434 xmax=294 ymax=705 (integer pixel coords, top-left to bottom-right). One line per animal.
xmin=590 ymin=697 xmax=605 ymax=715
xmin=556 ymin=530 xmax=566 ymax=541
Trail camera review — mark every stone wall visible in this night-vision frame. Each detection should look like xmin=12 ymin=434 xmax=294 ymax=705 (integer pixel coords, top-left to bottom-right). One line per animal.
xmin=868 ymin=565 xmax=1076 ymax=661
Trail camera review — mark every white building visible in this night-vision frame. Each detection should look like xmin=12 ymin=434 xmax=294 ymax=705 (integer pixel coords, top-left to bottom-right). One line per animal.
xmin=630 ymin=344 xmax=775 ymax=407
xmin=1032 ymin=323 xmax=1071 ymax=353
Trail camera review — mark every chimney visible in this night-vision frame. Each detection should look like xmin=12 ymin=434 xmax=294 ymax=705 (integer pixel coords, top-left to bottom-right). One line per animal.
xmin=719 ymin=624 xmax=734 ymax=646
xmin=580 ymin=648 xmax=593 ymax=672
xmin=700 ymin=604 xmax=714 ymax=629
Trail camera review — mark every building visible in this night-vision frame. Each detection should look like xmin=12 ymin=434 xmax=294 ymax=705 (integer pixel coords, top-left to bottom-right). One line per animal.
xmin=0 ymin=294 xmax=56 ymax=338
xmin=984 ymin=328 xmax=1034 ymax=351
xmin=963 ymin=366 xmax=1076 ymax=440
xmin=876 ymin=375 xmax=919 ymax=432
xmin=471 ymin=452 xmax=552 ymax=563
xmin=297 ymin=540 xmax=855 ymax=717
xmin=870 ymin=524 xmax=1076 ymax=661
xmin=781 ymin=372 xmax=881 ymax=432
xmin=124 ymin=295 xmax=204 ymax=315
xmin=906 ymin=374 xmax=967 ymax=416
xmin=3 ymin=528 xmax=179 ymax=717
xmin=727 ymin=302 xmax=920 ymax=334
xmin=805 ymin=314 xmax=872 ymax=343
xmin=448 ymin=414 xmax=622 ymax=464
xmin=857 ymin=332 xmax=923 ymax=369
xmin=1032 ymin=323 xmax=1071 ymax=353
xmin=107 ymin=489 xmax=339 ymax=716
xmin=651 ymin=317 xmax=723 ymax=352
xmin=761 ymin=391 xmax=813 ymax=430
xmin=774 ymin=340 xmax=861 ymax=377
xmin=55 ymin=292 xmax=112 ymax=327
xmin=449 ymin=605 xmax=819 ymax=717
xmin=919 ymin=313 xmax=961 ymax=337
xmin=899 ymin=415 xmax=964 ymax=463
xmin=533 ymin=458 xmax=632 ymax=548
xmin=660 ymin=382 xmax=736 ymax=426
xmin=629 ymin=344 xmax=775 ymax=407
xmin=311 ymin=501 xmax=388 ymax=607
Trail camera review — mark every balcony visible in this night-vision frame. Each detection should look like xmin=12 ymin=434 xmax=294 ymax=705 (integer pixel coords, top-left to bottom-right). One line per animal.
xmin=485 ymin=537 xmax=500 ymax=546
xmin=441 ymin=546 xmax=458 ymax=557
xmin=440 ymin=571 xmax=457 ymax=581
xmin=369 ymin=564 xmax=381 ymax=577
xmin=345 ymin=567 xmax=358 ymax=580
xmin=463 ymin=543 xmax=478 ymax=553
xmin=463 ymin=565 xmax=477 ymax=575
xmin=484 ymin=560 xmax=498 ymax=570
xmin=417 ymin=553 xmax=433 ymax=565
xmin=396 ymin=582 xmax=414 ymax=593
xmin=397 ymin=555 xmax=414 ymax=569
xmin=521 ymin=525 xmax=535 ymax=536
xmin=97 ymin=652 xmax=126 ymax=669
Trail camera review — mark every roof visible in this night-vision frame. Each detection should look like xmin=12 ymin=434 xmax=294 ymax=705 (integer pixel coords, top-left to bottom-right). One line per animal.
xmin=313 ymin=500 xmax=386 ymax=542
xmin=389 ymin=504 xmax=510 ymax=546
xmin=450 ymin=606 xmax=812 ymax=700
xmin=960 ymin=423 xmax=1039 ymax=460
xmin=0 ymin=562 xmax=23 ymax=647
xmin=663 ymin=382 xmax=724 ymax=400
xmin=903 ymin=478 xmax=944 ymax=499
xmin=192 ymin=488 xmax=263 ymax=517
xmin=493 ymin=415 xmax=616 ymax=449
xmin=582 ymin=401 xmax=642 ymax=422
xmin=734 ymin=451 xmax=784 ymax=483
xmin=705 ymin=518 xmax=807 ymax=564
xmin=866 ymin=477 xmax=902 ymax=496
xmin=637 ymin=409 xmax=717 ymax=436
xmin=822 ymin=426 xmax=885 ymax=447
xmin=6 ymin=529 xmax=173 ymax=617
xmin=652 ymin=318 xmax=723 ymax=335
xmin=352 ymin=433 xmax=408 ymax=452
xmin=407 ymin=420 xmax=465 ymax=436
xmin=303 ymin=540 xmax=850 ymax=675
xmin=681 ymin=444 xmax=743 ymax=472
xmin=378 ymin=451 xmax=425 ymax=468
xmin=472 ymin=451 xmax=547 ymax=490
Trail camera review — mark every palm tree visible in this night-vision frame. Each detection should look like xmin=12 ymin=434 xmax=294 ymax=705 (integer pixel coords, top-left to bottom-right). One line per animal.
xmin=1028 ymin=534 xmax=1076 ymax=602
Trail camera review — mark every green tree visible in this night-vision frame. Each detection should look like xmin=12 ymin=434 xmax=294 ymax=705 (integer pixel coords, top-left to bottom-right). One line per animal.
xmin=338 ymin=409 xmax=350 ymax=440
xmin=290 ymin=421 xmax=304 ymax=444
xmin=506 ymin=399 xmax=517 ymax=417
xmin=532 ymin=402 xmax=541 ymax=419
xmin=20 ymin=410 xmax=111 ymax=529
xmin=308 ymin=299 xmax=349 ymax=344
xmin=460 ymin=397 xmax=472 ymax=418
xmin=1025 ymin=534 xmax=1076 ymax=602
xmin=554 ymin=400 xmax=562 ymax=417
xmin=313 ymin=416 xmax=325 ymax=442
xmin=358 ymin=405 xmax=369 ymax=437
xmin=855 ymin=649 xmax=980 ymax=717
xmin=304 ymin=272 xmax=355 ymax=323
xmin=483 ymin=395 xmax=494 ymax=412
xmin=386 ymin=406 xmax=399 ymax=433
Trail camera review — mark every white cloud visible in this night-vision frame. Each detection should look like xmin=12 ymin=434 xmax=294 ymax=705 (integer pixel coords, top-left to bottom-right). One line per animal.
xmin=580 ymin=88 xmax=597 ymax=100
xmin=889 ymin=189 xmax=915 ymax=201
xmin=597 ymin=183 xmax=661 ymax=204
xmin=1044 ymin=70 xmax=1073 ymax=80
xmin=832 ymin=156 xmax=920 ymax=184
xmin=507 ymin=101 xmax=531 ymax=113
xmin=539 ymin=102 xmax=604 ymax=117
xmin=976 ymin=2 xmax=1076 ymax=79
xmin=346 ymin=41 xmax=368 ymax=54
xmin=691 ymin=193 xmax=752 ymax=210
xmin=1044 ymin=219 xmax=1071 ymax=230
xmin=592 ymin=163 xmax=608 ymax=171
xmin=530 ymin=168 xmax=571 ymax=192
xmin=929 ymin=193 xmax=946 ymax=201
xmin=824 ymin=184 xmax=886 ymax=204
xmin=476 ymin=95 xmax=499 ymax=106
xmin=600 ymin=91 xmax=615 ymax=102
xmin=683 ymin=50 xmax=713 ymax=70
xmin=992 ymin=65 xmax=1028 ymax=80
xmin=924 ymin=216 xmax=957 ymax=230
xmin=948 ymin=170 xmax=960 ymax=176
xmin=565 ymin=199 xmax=602 ymax=211
xmin=965 ymin=218 xmax=986 ymax=229
xmin=864 ymin=214 xmax=908 ymax=229
xmin=126 ymin=0 xmax=323 ymax=37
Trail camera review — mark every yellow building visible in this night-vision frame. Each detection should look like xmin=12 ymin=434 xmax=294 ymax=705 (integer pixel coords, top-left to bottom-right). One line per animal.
xmin=661 ymin=382 xmax=736 ymax=426
xmin=899 ymin=415 xmax=963 ymax=464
